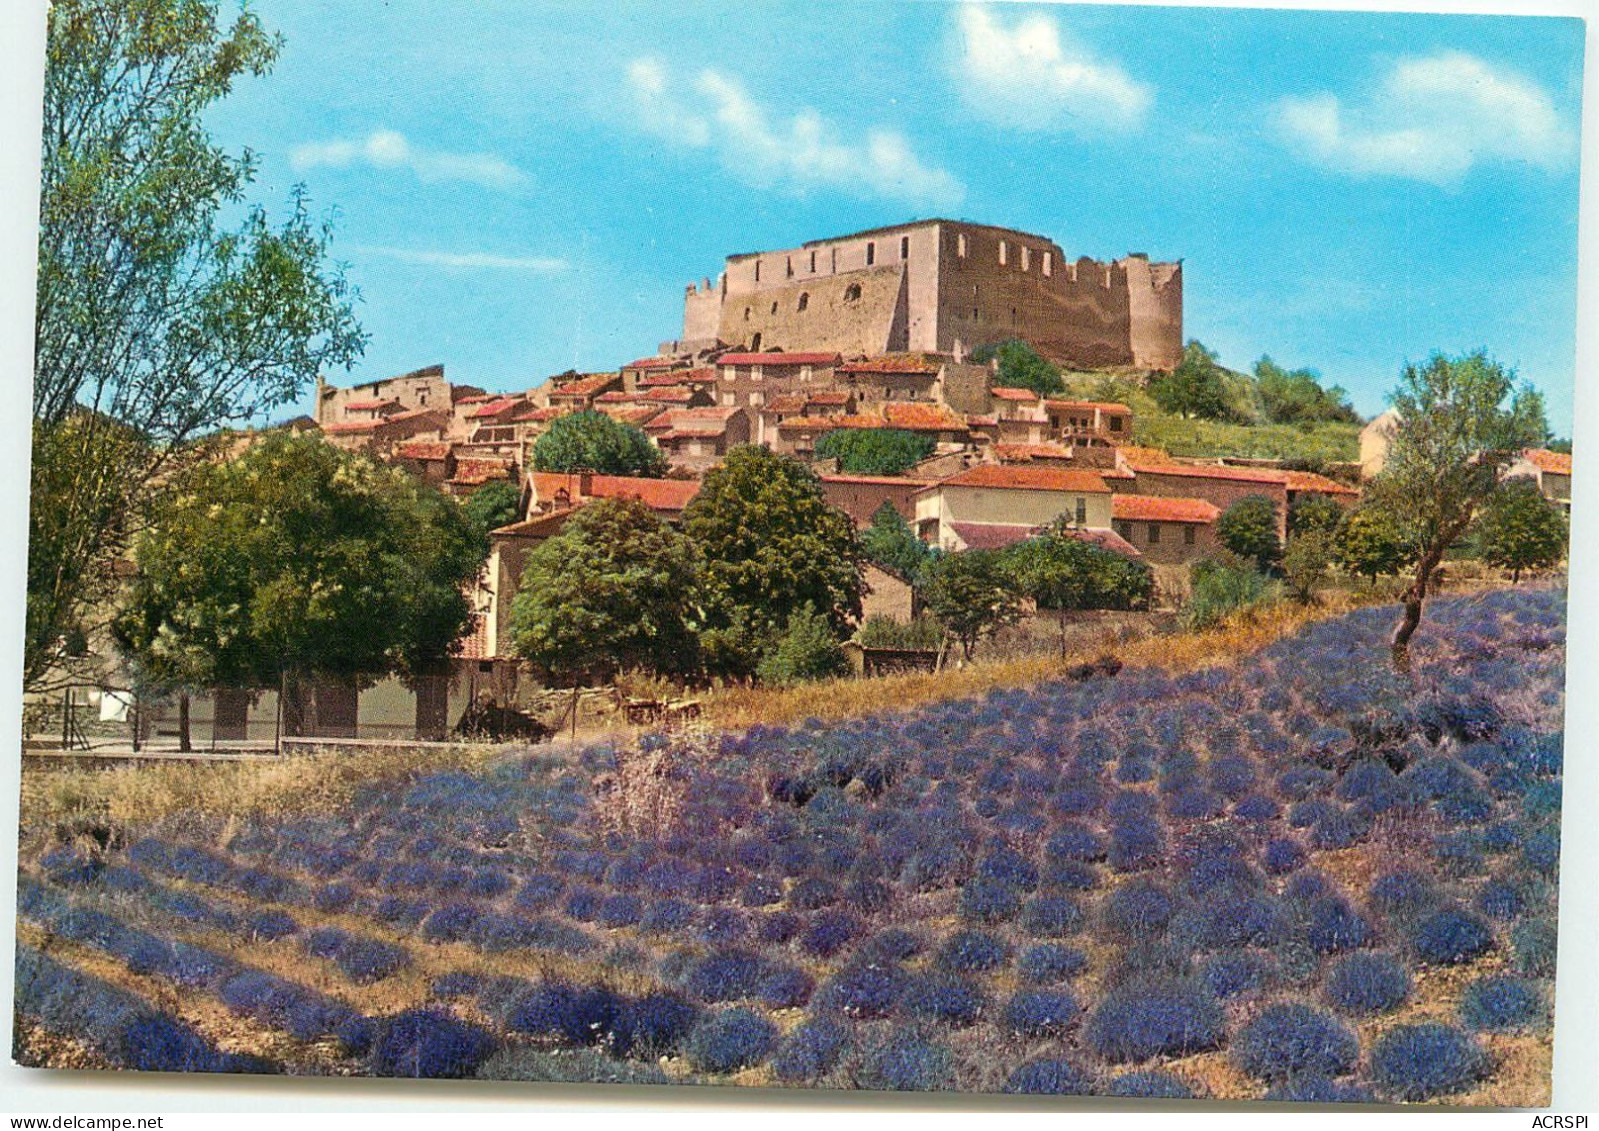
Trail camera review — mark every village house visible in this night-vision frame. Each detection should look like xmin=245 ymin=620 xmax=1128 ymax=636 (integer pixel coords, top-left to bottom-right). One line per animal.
xmin=315 ymin=364 xmax=466 ymax=428
xmin=1045 ymin=399 xmax=1133 ymax=442
xmin=546 ymin=372 xmax=623 ymax=412
xmin=833 ymin=355 xmax=942 ymax=403
xmin=1120 ymin=458 xmax=1293 ymax=540
xmin=619 ymin=356 xmax=690 ymax=393
xmin=832 ymin=402 xmax=977 ymax=453
xmin=1507 ymin=448 xmax=1573 ymax=513
xmin=820 ymin=472 xmax=927 ymax=526
xmin=714 ymin=351 xmax=841 ymax=411
xmin=763 ymin=391 xmax=855 ymax=456
xmin=1111 ymin=494 xmax=1221 ymax=564
xmin=913 ymin=464 xmax=1114 ymax=551
xmin=320 ymin=406 xmax=450 ymax=455
xmin=644 ymin=406 xmax=752 ymax=470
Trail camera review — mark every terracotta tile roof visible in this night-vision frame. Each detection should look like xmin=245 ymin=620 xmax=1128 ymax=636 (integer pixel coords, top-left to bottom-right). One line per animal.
xmin=836 ymin=355 xmax=939 ymax=375
xmin=1044 ymin=399 xmax=1133 ymax=415
xmin=549 ymin=373 xmax=620 ymax=398
xmin=765 ymin=395 xmax=808 ymax=415
xmin=528 ymin=472 xmax=701 ymax=513
xmin=928 ymin=464 xmax=1111 ymax=494
xmin=993 ymin=442 xmax=1075 ymax=462
xmin=343 ymin=398 xmax=398 ymax=412
xmin=527 ymin=405 xmax=569 ymax=423
xmin=834 ymin=402 xmax=970 ymax=433
xmin=1066 ymin=526 xmax=1142 ymax=559
xmin=964 ymin=413 xmax=1000 ymax=427
xmin=948 ymin=521 xmax=1042 ymax=551
xmin=322 ymin=419 xmax=380 ymax=434
xmin=642 ymin=366 xmax=716 ymax=387
xmin=470 ymin=396 xmax=527 ymax=419
xmin=594 ymin=390 xmax=635 ymax=403
xmin=991 ymin=387 xmax=1041 ymax=401
xmin=450 ymin=457 xmax=515 ymax=486
xmin=451 ymin=386 xmax=489 ymax=405
xmin=1113 ymin=494 xmax=1221 ymax=524
xmin=821 ymin=473 xmax=930 ymax=487
xmin=717 ymin=351 xmax=841 ymax=367
xmin=454 ymin=393 xmax=497 ymax=406
xmin=808 ymin=391 xmax=852 ymax=406
xmin=644 ymin=406 xmax=744 ymax=438
xmin=1282 ymin=469 xmax=1360 ymax=496
xmin=639 ymin=385 xmax=697 ymax=404
xmin=623 ymin=357 xmax=681 ymax=370
xmin=597 ymin=404 xmax=666 ymax=428
xmin=395 ymin=440 xmax=452 ymax=461
xmin=1127 ymin=460 xmax=1289 ymax=487
xmin=1523 ymin=448 xmax=1572 ymax=475
xmin=387 ymin=406 xmax=446 ymax=425
xmin=455 ymin=612 xmax=492 ymax=660
xmin=490 ymin=506 xmax=579 ymax=539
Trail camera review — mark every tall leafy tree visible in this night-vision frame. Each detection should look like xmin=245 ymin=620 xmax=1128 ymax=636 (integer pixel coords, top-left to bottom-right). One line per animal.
xmin=1004 ymin=524 xmax=1152 ymax=656
xmin=1334 ymin=505 xmax=1415 ymax=584
xmin=970 ymin=339 xmax=1065 ymax=397
xmin=1149 ymin=341 xmax=1232 ymax=421
xmin=1254 ymin=356 xmax=1358 ymax=424
xmin=531 ymin=410 xmax=667 ymax=477
xmin=1216 ymin=495 xmax=1284 ymax=574
xmin=29 ymin=0 xmax=364 ymax=692
xmin=682 ymin=445 xmax=864 ymax=675
xmin=1370 ymin=351 xmax=1547 ymax=661
xmin=860 ymin=500 xmax=935 ymax=582
xmin=112 ymin=433 xmax=482 ymax=739
xmin=1475 ymin=477 xmax=1568 ymax=583
xmin=1287 ymin=494 xmax=1346 ymax=539
xmin=814 ymin=428 xmax=934 ymax=476
xmin=508 ymin=497 xmax=702 ymax=683
xmin=461 ymin=479 xmax=523 ymax=544
xmin=917 ymin=549 xmax=1024 ymax=663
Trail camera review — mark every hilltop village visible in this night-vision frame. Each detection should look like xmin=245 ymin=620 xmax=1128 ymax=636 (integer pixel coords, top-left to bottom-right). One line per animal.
xmin=145 ymin=219 xmax=1573 ymax=744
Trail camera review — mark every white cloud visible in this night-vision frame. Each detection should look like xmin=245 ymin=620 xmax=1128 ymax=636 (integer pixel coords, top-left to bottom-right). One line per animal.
xmin=950 ymin=5 xmax=1152 ymax=134
xmin=353 ymin=245 xmax=567 ymax=273
xmin=290 ymin=129 xmax=528 ymax=191
xmin=623 ymin=58 xmax=964 ymax=210
xmin=1273 ymin=51 xmax=1575 ymax=186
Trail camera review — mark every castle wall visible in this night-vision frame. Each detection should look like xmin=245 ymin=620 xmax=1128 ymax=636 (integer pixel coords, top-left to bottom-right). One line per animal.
xmin=685 ymin=220 xmax=1182 ymax=371
xmin=1122 ymin=256 xmax=1184 ymax=371
xmin=716 ymin=266 xmax=907 ymax=356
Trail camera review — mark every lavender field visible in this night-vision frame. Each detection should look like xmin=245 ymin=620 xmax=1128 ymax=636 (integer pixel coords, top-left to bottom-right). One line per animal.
xmin=15 ymin=587 xmax=1564 ymax=1104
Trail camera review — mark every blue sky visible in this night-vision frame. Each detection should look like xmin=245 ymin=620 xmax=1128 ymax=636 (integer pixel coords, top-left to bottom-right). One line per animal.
xmin=206 ymin=1 xmax=1587 ymax=435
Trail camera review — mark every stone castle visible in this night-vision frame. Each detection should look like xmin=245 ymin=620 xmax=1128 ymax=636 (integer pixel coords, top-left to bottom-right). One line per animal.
xmin=674 ymin=219 xmax=1183 ymax=371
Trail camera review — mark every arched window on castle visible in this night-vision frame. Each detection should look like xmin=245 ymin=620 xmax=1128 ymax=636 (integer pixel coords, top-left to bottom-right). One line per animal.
xmin=844 ymin=283 xmax=862 ymax=303
xmin=901 ymin=236 xmax=910 ymax=260
xmin=1043 ymin=252 xmax=1053 ymax=277
xmin=999 ymin=240 xmax=1008 ymax=266
xmin=957 ymin=233 xmax=968 ymax=258
xmin=797 ymin=292 xmax=809 ymax=312
xmin=866 ymin=241 xmax=876 ymax=266
xmin=754 ymin=260 xmax=760 ymax=282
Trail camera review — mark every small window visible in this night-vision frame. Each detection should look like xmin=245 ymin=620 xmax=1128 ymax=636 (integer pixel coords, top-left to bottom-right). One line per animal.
xmin=810 ymin=250 xmax=817 ymax=273
xmin=1012 ymin=307 xmax=1018 ymax=325
xmin=754 ymin=260 xmax=761 ymax=282
xmin=844 ymin=282 xmax=862 ymax=302
xmin=1184 ymin=525 xmax=1196 ymax=546
xmin=831 ymin=247 xmax=838 ymax=272
xmin=999 ymin=240 xmax=1008 ymax=266
xmin=1148 ymin=524 xmax=1161 ymax=545
xmin=770 ymin=301 xmax=778 ymax=315
xmin=1115 ymin=521 xmax=1132 ymax=539
xmin=797 ymin=292 xmax=809 ymax=312
xmin=1043 ymin=252 xmax=1053 ymax=277
xmin=957 ymin=233 xmax=968 ymax=258
xmin=1074 ymin=498 xmax=1087 ymax=525
xmin=743 ymin=306 xmax=751 ymax=321
xmin=1109 ymin=417 xmax=1124 ymax=432
xmin=972 ymin=283 xmax=979 ymax=299
xmin=971 ymin=307 xmax=979 ymax=320
xmin=866 ymin=241 xmax=876 ymax=266
xmin=1022 ymin=247 xmax=1032 ymax=272
xmin=786 ymin=256 xmax=793 ymax=278
xmin=901 ymin=235 xmax=910 ymax=260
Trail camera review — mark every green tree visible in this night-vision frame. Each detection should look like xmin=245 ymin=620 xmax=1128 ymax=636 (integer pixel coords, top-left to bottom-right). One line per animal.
xmin=917 ymin=550 xmax=1024 ymax=663
xmin=29 ymin=0 xmax=365 ymax=693
xmin=1183 ymin=558 xmax=1281 ymax=630
xmin=461 ymin=479 xmax=523 ymax=544
xmin=112 ymin=433 xmax=481 ymax=744
xmin=508 ymin=497 xmax=702 ymax=683
xmin=1004 ymin=524 xmax=1152 ymax=656
xmin=1282 ymin=530 xmax=1335 ymax=602
xmin=532 ymin=410 xmax=668 ymax=477
xmin=756 ymin=605 xmax=851 ymax=686
xmin=1335 ymin=505 xmax=1415 ymax=584
xmin=1475 ymin=477 xmax=1568 ymax=583
xmin=682 ymin=445 xmax=865 ymax=676
xmin=1287 ymin=494 xmax=1345 ymax=539
xmin=1149 ymin=341 xmax=1232 ymax=421
xmin=1371 ymin=351 xmax=1547 ymax=660
xmin=970 ymin=339 xmax=1065 ymax=397
xmin=860 ymin=501 xmax=935 ymax=582
xmin=1254 ymin=356 xmax=1359 ymax=424
xmin=814 ymin=428 xmax=935 ymax=475
xmin=1216 ymin=495 xmax=1284 ymax=573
